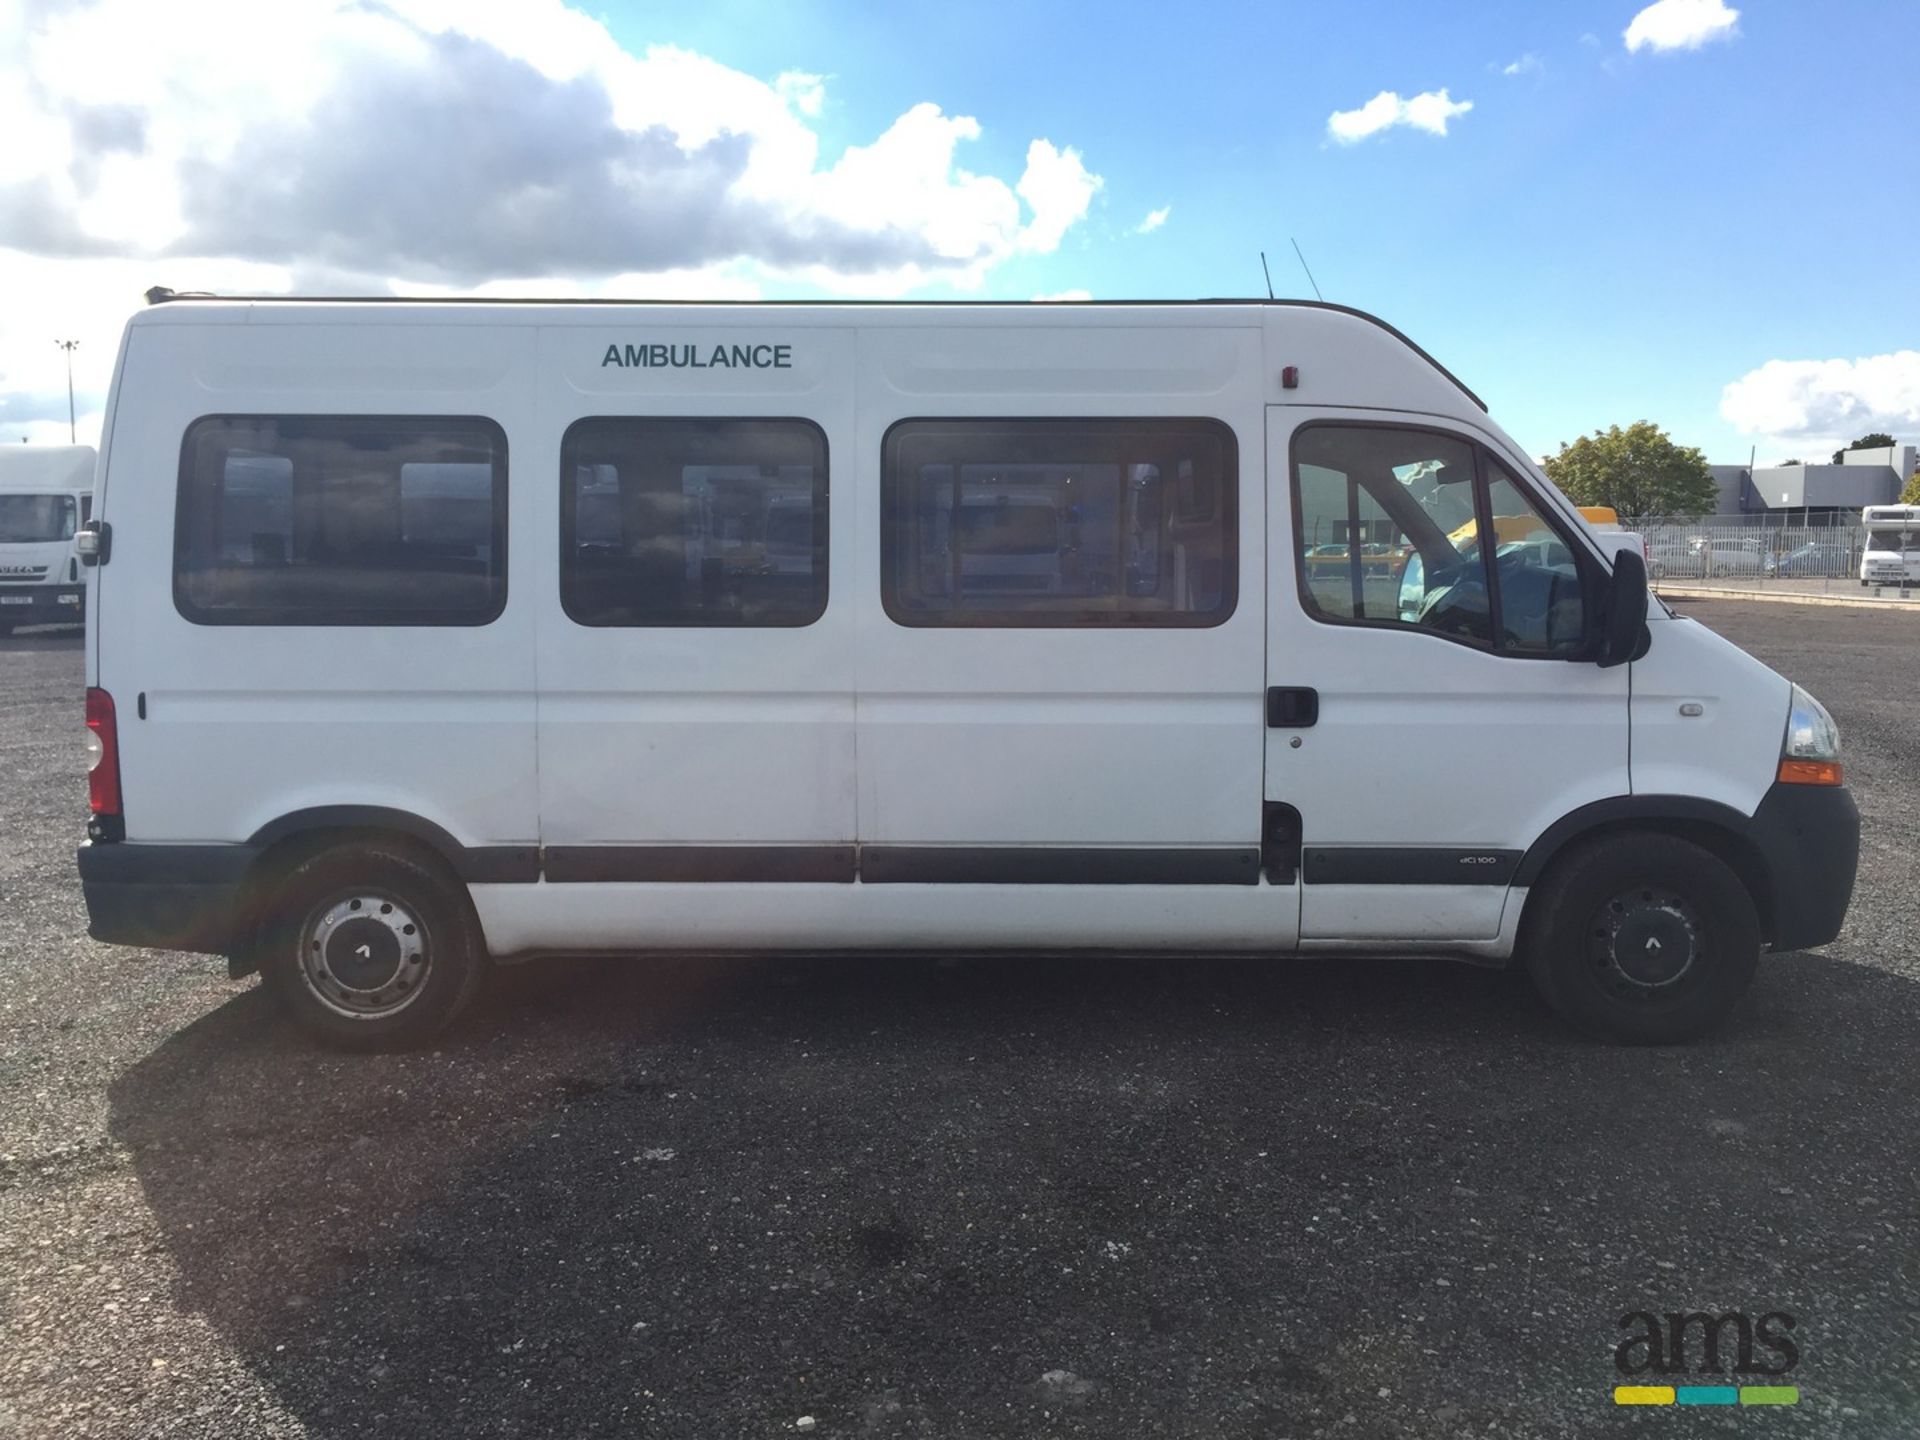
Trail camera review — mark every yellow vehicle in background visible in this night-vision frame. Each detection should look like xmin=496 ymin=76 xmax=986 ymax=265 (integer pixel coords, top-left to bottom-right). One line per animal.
xmin=1447 ymin=514 xmax=1553 ymax=551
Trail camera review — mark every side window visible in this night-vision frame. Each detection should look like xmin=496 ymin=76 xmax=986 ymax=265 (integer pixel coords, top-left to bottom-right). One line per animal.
xmin=881 ymin=418 xmax=1236 ymax=627
xmin=1293 ymin=426 xmax=1492 ymax=645
xmin=1485 ymin=462 xmax=1586 ymax=655
xmin=1291 ymin=426 xmax=1591 ymax=656
xmin=559 ymin=417 xmax=827 ymax=627
xmin=174 ymin=416 xmax=507 ymax=625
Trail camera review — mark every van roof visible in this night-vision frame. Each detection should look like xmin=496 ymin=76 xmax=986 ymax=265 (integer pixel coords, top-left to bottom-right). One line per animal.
xmin=136 ymin=290 xmax=1487 ymax=412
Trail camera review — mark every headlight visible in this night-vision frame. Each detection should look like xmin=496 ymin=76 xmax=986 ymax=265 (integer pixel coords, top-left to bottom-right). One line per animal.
xmin=1779 ymin=683 xmax=1842 ymax=786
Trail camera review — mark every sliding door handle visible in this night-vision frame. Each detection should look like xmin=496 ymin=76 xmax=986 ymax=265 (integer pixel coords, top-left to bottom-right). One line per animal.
xmin=1266 ymin=686 xmax=1319 ymax=728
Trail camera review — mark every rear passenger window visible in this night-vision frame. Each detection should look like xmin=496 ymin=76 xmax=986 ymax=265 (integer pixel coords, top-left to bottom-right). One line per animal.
xmin=174 ymin=416 xmax=506 ymax=625
xmin=560 ymin=418 xmax=828 ymax=627
xmin=881 ymin=418 xmax=1236 ymax=626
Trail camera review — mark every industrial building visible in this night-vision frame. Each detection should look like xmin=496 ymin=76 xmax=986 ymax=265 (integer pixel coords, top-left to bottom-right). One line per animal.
xmin=1708 ymin=444 xmax=1915 ymax=521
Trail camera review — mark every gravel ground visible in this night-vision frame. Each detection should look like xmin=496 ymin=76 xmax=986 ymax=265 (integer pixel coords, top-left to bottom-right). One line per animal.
xmin=1 ymin=602 xmax=1916 ymax=1439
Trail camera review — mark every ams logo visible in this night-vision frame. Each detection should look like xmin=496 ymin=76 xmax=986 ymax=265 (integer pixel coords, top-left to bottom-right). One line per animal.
xmin=1614 ymin=1310 xmax=1799 ymax=1377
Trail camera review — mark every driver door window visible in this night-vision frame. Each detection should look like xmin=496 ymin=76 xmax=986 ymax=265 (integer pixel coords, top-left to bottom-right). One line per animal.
xmin=1293 ymin=426 xmax=1493 ymax=646
xmin=1291 ymin=425 xmax=1590 ymax=656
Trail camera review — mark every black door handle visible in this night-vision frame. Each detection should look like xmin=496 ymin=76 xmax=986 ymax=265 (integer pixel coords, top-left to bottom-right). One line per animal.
xmin=1266 ymin=686 xmax=1319 ymax=728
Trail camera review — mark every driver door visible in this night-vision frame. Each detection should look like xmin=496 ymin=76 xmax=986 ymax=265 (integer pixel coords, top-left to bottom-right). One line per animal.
xmin=1265 ymin=411 xmax=1630 ymax=943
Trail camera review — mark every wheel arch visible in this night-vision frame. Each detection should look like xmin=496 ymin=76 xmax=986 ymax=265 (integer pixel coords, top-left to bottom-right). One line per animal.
xmin=1515 ymin=796 xmax=1774 ymax=945
xmin=228 ymin=806 xmax=533 ymax=977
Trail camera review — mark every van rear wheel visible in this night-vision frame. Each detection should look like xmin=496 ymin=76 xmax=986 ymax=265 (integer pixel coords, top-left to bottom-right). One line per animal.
xmin=254 ymin=840 xmax=486 ymax=1051
xmin=1522 ymin=832 xmax=1760 ymax=1044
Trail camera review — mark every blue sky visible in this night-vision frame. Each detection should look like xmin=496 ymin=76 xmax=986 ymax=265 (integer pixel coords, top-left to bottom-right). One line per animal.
xmin=3 ymin=0 xmax=1917 ymax=463
xmin=595 ymin=0 xmax=1920 ymax=461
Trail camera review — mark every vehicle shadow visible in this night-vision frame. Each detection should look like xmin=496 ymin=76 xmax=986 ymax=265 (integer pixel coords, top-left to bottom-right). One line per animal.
xmin=107 ymin=951 xmax=1920 ymax=1437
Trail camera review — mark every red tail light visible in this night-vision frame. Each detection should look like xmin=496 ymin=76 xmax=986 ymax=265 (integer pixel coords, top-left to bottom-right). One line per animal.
xmin=85 ymin=687 xmax=121 ymax=816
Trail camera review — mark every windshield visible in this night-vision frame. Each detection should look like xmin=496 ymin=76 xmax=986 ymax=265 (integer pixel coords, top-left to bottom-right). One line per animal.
xmin=1865 ymin=529 xmax=1911 ymax=552
xmin=0 ymin=493 xmax=77 ymax=543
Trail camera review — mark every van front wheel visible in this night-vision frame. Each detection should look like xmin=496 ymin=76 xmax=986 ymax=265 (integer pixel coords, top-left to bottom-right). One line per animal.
xmin=1522 ymin=833 xmax=1760 ymax=1044
xmin=254 ymin=841 xmax=487 ymax=1051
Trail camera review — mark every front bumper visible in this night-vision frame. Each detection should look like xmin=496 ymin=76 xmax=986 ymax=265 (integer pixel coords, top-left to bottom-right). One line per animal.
xmin=0 ymin=586 xmax=84 ymax=623
xmin=1748 ymin=781 xmax=1860 ymax=952
xmin=77 ymin=841 xmax=255 ymax=954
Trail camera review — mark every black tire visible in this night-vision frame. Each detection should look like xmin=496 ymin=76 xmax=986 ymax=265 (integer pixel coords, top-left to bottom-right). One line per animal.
xmin=252 ymin=840 xmax=487 ymax=1051
xmin=1522 ymin=832 xmax=1760 ymax=1045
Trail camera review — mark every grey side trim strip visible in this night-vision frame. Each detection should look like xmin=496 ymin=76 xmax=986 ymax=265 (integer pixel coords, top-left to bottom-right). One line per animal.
xmin=859 ymin=846 xmax=1262 ymax=885
xmin=1303 ymin=847 xmax=1520 ymax=886
xmin=463 ymin=847 xmax=543 ymax=884
xmin=543 ymin=845 xmax=856 ymax=884
xmin=89 ymin=835 xmax=1271 ymax=888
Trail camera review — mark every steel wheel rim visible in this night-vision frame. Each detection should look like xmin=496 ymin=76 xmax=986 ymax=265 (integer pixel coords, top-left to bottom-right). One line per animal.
xmin=1587 ymin=886 xmax=1704 ymax=1000
xmin=298 ymin=890 xmax=432 ymax=1019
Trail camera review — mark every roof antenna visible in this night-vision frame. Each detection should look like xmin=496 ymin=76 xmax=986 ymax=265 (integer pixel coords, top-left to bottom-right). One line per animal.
xmin=1258 ymin=251 xmax=1275 ymax=300
xmin=1289 ymin=237 xmax=1324 ymax=302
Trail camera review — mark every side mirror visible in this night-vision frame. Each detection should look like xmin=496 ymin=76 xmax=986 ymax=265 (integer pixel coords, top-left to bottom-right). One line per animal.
xmin=1596 ymin=547 xmax=1651 ymax=668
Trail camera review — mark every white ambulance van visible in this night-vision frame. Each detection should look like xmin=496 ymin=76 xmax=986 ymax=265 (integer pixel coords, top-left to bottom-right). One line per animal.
xmin=0 ymin=444 xmax=94 ymax=633
xmin=75 ymin=295 xmax=1859 ymax=1050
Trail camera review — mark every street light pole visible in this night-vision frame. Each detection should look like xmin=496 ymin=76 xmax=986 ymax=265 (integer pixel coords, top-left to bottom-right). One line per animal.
xmin=55 ymin=340 xmax=79 ymax=443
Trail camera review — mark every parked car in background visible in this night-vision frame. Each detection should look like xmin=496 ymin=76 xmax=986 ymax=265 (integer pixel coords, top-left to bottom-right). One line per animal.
xmin=1647 ymin=541 xmax=1703 ymax=579
xmin=1767 ymin=540 xmax=1854 ymax=578
xmin=1699 ymin=537 xmax=1769 ymax=577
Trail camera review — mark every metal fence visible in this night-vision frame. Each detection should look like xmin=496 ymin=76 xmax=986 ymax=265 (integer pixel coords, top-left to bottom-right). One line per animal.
xmin=1628 ymin=521 xmax=1859 ymax=581
xmin=1621 ymin=516 xmax=1914 ymax=593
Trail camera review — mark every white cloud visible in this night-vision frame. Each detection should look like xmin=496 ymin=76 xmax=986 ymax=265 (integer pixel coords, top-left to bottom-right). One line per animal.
xmin=1134 ymin=205 xmax=1171 ymax=235
xmin=1327 ymin=89 xmax=1473 ymax=144
xmin=1014 ymin=140 xmax=1103 ymax=254
xmin=1720 ymin=352 xmax=1920 ymax=459
xmin=1500 ymin=53 xmax=1542 ymax=77
xmin=0 ymin=0 xmax=1104 ymax=425
xmin=775 ymin=70 xmax=826 ymax=118
xmin=1031 ymin=289 xmax=1092 ymax=302
xmin=1624 ymin=0 xmax=1740 ymax=54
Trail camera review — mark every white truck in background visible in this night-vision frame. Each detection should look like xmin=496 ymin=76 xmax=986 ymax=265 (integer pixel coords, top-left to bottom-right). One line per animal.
xmin=1859 ymin=504 xmax=1920 ymax=587
xmin=0 ymin=445 xmax=95 ymax=634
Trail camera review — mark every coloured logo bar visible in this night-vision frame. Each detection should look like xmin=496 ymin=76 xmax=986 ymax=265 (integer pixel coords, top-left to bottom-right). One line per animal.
xmin=1615 ymin=1385 xmax=1799 ymax=1406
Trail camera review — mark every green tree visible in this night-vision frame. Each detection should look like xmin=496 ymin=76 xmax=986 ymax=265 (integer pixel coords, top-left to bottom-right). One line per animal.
xmin=1542 ymin=421 xmax=1717 ymax=519
xmin=1831 ymin=432 xmax=1896 ymax=464
xmin=1900 ymin=470 xmax=1920 ymax=505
